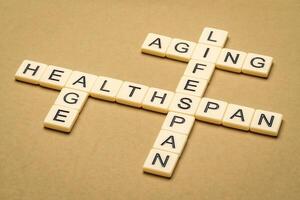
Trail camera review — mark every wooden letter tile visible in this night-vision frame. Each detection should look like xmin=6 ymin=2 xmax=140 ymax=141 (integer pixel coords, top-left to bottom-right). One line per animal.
xmin=195 ymin=97 xmax=228 ymax=124
xmin=90 ymin=76 xmax=123 ymax=102
xmin=216 ymin=48 xmax=247 ymax=73
xmin=242 ymin=53 xmax=273 ymax=78
xmin=153 ymin=130 xmax=188 ymax=155
xmin=176 ymin=76 xmax=208 ymax=97
xmin=168 ymin=93 xmax=201 ymax=116
xmin=222 ymin=104 xmax=255 ymax=131
xmin=65 ymin=71 xmax=97 ymax=93
xmin=142 ymin=87 xmax=174 ymax=113
xmin=39 ymin=65 xmax=72 ymax=90
xmin=54 ymin=88 xmax=89 ymax=112
xmin=141 ymin=33 xmax=172 ymax=57
xmin=198 ymin=27 xmax=228 ymax=47
xmin=143 ymin=148 xmax=179 ymax=178
xmin=166 ymin=38 xmax=196 ymax=62
xmin=15 ymin=60 xmax=48 ymax=84
xmin=116 ymin=81 xmax=149 ymax=108
xmin=161 ymin=112 xmax=195 ymax=136
xmin=184 ymin=59 xmax=215 ymax=82
xmin=44 ymin=105 xmax=79 ymax=133
xmin=250 ymin=109 xmax=283 ymax=136
xmin=191 ymin=43 xmax=222 ymax=63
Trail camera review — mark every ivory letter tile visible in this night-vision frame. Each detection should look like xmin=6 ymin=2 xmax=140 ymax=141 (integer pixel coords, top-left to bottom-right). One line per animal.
xmin=153 ymin=130 xmax=188 ymax=155
xmin=116 ymin=81 xmax=149 ymax=108
xmin=142 ymin=88 xmax=174 ymax=113
xmin=15 ymin=60 xmax=48 ymax=84
xmin=44 ymin=105 xmax=79 ymax=133
xmin=242 ymin=53 xmax=273 ymax=78
xmin=166 ymin=38 xmax=196 ymax=62
xmin=176 ymin=76 xmax=208 ymax=97
xmin=161 ymin=112 xmax=195 ymax=136
xmin=39 ymin=65 xmax=72 ymax=90
xmin=90 ymin=76 xmax=123 ymax=102
xmin=216 ymin=48 xmax=247 ymax=73
xmin=65 ymin=71 xmax=97 ymax=93
xmin=222 ymin=104 xmax=255 ymax=131
xmin=191 ymin=44 xmax=222 ymax=63
xmin=250 ymin=110 xmax=283 ymax=136
xmin=168 ymin=93 xmax=201 ymax=116
xmin=54 ymin=88 xmax=88 ymax=111
xmin=141 ymin=33 xmax=172 ymax=57
xmin=195 ymin=97 xmax=228 ymax=124
xmin=198 ymin=27 xmax=228 ymax=47
xmin=143 ymin=148 xmax=179 ymax=178
xmin=184 ymin=59 xmax=215 ymax=82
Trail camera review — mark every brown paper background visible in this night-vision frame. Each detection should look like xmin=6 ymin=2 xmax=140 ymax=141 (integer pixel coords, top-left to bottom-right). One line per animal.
xmin=0 ymin=0 xmax=300 ymax=199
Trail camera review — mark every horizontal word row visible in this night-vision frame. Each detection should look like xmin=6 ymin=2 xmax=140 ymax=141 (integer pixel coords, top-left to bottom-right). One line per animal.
xmin=141 ymin=27 xmax=273 ymax=78
xmin=15 ymin=60 xmax=282 ymax=136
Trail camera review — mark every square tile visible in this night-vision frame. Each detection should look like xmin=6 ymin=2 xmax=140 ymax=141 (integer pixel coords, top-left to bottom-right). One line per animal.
xmin=141 ymin=33 xmax=172 ymax=57
xmin=195 ymin=97 xmax=228 ymax=124
xmin=222 ymin=104 xmax=255 ymax=131
xmin=250 ymin=110 xmax=283 ymax=136
xmin=116 ymin=81 xmax=149 ymax=108
xmin=65 ymin=71 xmax=97 ymax=93
xmin=143 ymin=148 xmax=179 ymax=178
xmin=191 ymin=43 xmax=222 ymax=63
xmin=15 ymin=60 xmax=48 ymax=84
xmin=54 ymin=88 xmax=89 ymax=111
xmin=166 ymin=38 xmax=196 ymax=62
xmin=242 ymin=53 xmax=273 ymax=78
xmin=44 ymin=105 xmax=79 ymax=133
xmin=168 ymin=93 xmax=201 ymax=116
xmin=39 ymin=65 xmax=72 ymax=90
xmin=176 ymin=76 xmax=208 ymax=97
xmin=153 ymin=130 xmax=188 ymax=155
xmin=198 ymin=27 xmax=228 ymax=47
xmin=161 ymin=112 xmax=195 ymax=136
xmin=90 ymin=76 xmax=123 ymax=102
xmin=184 ymin=59 xmax=215 ymax=82
xmin=216 ymin=48 xmax=247 ymax=73
xmin=142 ymin=88 xmax=174 ymax=113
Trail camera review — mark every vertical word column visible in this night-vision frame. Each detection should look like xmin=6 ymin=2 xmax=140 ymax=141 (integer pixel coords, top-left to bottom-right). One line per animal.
xmin=142 ymin=28 xmax=228 ymax=177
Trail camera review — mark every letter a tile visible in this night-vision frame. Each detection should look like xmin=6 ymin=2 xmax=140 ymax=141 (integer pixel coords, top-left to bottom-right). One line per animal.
xmin=141 ymin=33 xmax=172 ymax=57
xmin=222 ymin=104 xmax=255 ymax=131
xmin=153 ymin=130 xmax=188 ymax=155
xmin=65 ymin=71 xmax=97 ymax=93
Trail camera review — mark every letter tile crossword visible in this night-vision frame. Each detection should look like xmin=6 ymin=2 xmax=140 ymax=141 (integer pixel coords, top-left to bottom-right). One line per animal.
xmin=15 ymin=27 xmax=283 ymax=178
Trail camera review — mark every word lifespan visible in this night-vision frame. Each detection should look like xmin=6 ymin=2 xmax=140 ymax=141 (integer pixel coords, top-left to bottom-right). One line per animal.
xmin=15 ymin=27 xmax=283 ymax=178
xmin=141 ymin=27 xmax=281 ymax=178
